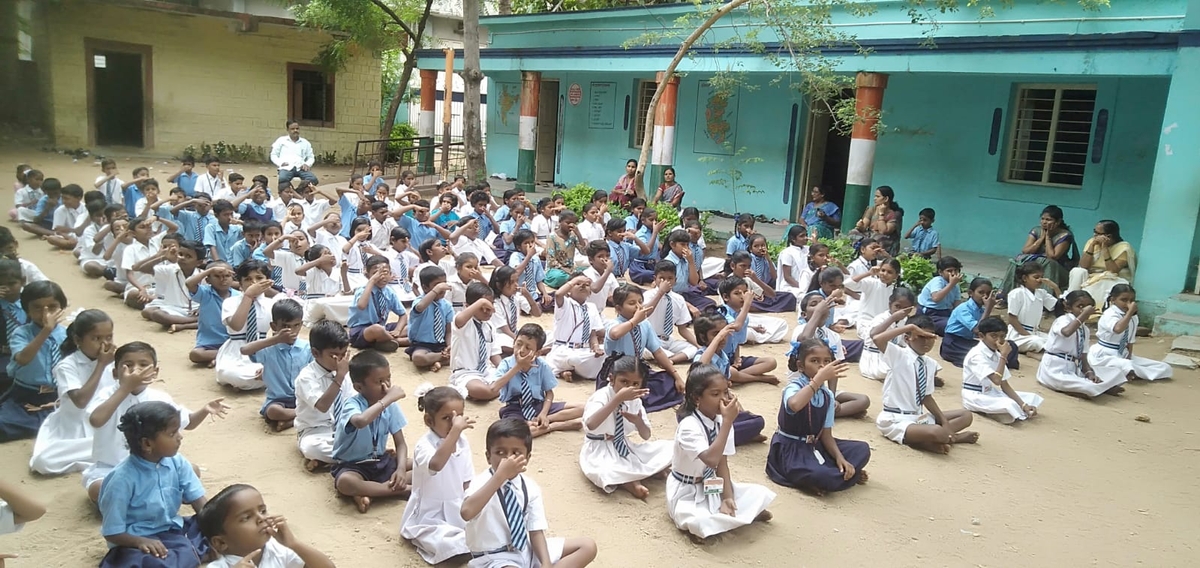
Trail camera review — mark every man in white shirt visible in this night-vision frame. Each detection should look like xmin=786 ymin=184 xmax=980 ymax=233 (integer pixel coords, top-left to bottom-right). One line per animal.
xmin=271 ymin=121 xmax=319 ymax=186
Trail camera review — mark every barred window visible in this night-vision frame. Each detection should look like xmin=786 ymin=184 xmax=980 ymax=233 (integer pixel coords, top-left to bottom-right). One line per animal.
xmin=630 ymin=80 xmax=656 ymax=148
xmin=1004 ymin=85 xmax=1097 ymax=188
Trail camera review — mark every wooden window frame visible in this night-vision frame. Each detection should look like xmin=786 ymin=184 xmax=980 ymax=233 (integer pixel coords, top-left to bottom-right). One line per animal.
xmin=287 ymin=63 xmax=336 ymax=129
xmin=629 ymin=79 xmax=656 ymax=149
xmin=1002 ymin=83 xmax=1097 ymax=189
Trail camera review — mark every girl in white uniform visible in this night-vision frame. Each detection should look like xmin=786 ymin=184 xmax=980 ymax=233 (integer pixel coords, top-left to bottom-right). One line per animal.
xmin=263 ymin=229 xmax=311 ymax=298
xmin=839 ymin=237 xmax=884 ymax=326
xmin=667 ymin=364 xmax=775 ymax=540
xmin=489 ymin=266 xmax=536 ymax=354
xmin=961 ymin=316 xmax=1043 ymax=424
xmin=1006 ymin=261 xmax=1062 ymax=353
xmin=851 ymin=258 xmax=900 ymax=335
xmin=400 ymin=386 xmax=474 ymax=564
xmin=342 ymin=218 xmax=381 ymax=291
xmin=215 ymin=261 xmax=275 ymax=390
xmin=775 ymin=225 xmax=811 ymax=299
xmin=1036 ymin=291 xmax=1127 ymax=398
xmin=299 ymin=244 xmax=352 ymax=326
xmin=859 ymin=287 xmax=915 ymax=381
xmin=29 ymin=310 xmax=116 ymax=475
xmin=1089 ymin=285 xmax=1172 ymax=382
xmin=580 ymin=356 xmax=672 ymax=498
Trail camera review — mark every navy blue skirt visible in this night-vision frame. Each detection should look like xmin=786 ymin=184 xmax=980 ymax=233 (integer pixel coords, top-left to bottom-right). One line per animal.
xmin=0 ymin=383 xmax=55 ymax=442
xmin=841 ymin=339 xmax=864 ymax=364
xmin=680 ymin=288 xmax=716 ymax=311
xmin=765 ymin=433 xmax=871 ymax=493
xmin=919 ymin=306 xmax=952 ymax=336
xmin=99 ymin=516 xmax=208 ymax=568
xmin=498 ymin=399 xmax=566 ymax=421
xmin=733 ymin=411 xmax=765 ymax=446
xmin=752 ymin=293 xmax=797 ymax=313
xmin=628 ymin=259 xmax=655 ymax=285
xmin=940 ymin=334 xmax=1019 ymax=370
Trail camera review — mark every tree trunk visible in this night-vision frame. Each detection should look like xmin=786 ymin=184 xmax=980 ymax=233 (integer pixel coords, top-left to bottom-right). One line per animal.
xmin=378 ymin=0 xmax=438 ymax=138
xmin=462 ymin=0 xmax=487 ymax=181
xmin=634 ymin=0 xmax=751 ymax=197
xmin=498 ymin=0 xmax=512 ymax=15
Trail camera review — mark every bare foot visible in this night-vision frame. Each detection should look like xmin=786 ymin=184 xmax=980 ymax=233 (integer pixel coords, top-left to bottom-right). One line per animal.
xmin=934 ymin=376 xmax=945 ymax=388
xmin=621 ymin=481 xmax=650 ymax=500
xmin=935 ymin=443 xmax=952 ymax=454
xmin=273 ymin=419 xmax=294 ymax=432
xmin=748 ymin=434 xmax=768 ymax=444
xmin=354 ymin=495 xmax=371 ymax=514
xmin=560 ymin=370 xmax=575 ymax=383
xmin=952 ymin=431 xmax=980 ymax=444
xmin=857 ymin=470 xmax=870 ymax=484
xmin=754 ymin=510 xmax=773 ymax=523
xmin=761 ymin=374 xmax=781 ymax=385
xmin=303 ymin=459 xmax=325 ymax=473
xmin=1105 ymin=385 xmax=1126 ymax=395
xmin=207 ymin=360 xmax=216 ymax=369
xmin=429 ymin=362 xmax=442 ymax=372
xmin=168 ymin=324 xmax=178 ymax=334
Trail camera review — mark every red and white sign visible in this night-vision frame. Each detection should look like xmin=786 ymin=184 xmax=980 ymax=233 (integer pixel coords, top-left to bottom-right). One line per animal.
xmin=567 ymin=83 xmax=583 ymax=106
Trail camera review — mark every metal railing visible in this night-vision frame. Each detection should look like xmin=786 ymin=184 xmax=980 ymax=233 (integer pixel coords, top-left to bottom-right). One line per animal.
xmin=351 ymin=137 xmax=467 ymax=188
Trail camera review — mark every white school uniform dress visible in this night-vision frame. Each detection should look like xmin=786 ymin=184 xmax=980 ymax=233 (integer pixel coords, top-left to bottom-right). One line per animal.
xmin=270 ymin=250 xmax=305 ymax=296
xmin=449 ymin=318 xmax=502 ymax=397
xmin=530 ymin=215 xmax=552 ymax=246
xmin=579 ymin=386 xmax=672 ymax=492
xmin=1006 ymin=286 xmax=1057 ymax=352
xmin=120 ymin=240 xmax=159 ymax=299
xmin=371 ymin=216 xmax=398 ymax=250
xmin=81 ymin=385 xmax=190 ymax=490
xmin=875 ymin=344 xmax=941 ymax=443
xmin=463 ymin=471 xmax=564 ymax=568
xmin=294 ymin=360 xmax=355 ymax=462
xmin=206 ymin=537 xmax=303 ymax=568
xmin=400 ymin=430 xmax=474 ymax=564
xmin=343 ymin=240 xmax=370 ymax=290
xmin=214 ymin=294 xmax=274 ymax=390
xmin=775 ymin=245 xmax=810 ymax=299
xmin=19 ymin=258 xmax=46 ymax=285
xmin=300 ymin=198 xmax=331 ymax=230
xmin=302 ymin=267 xmax=352 ymax=326
xmin=490 ymin=293 xmax=530 ymax=351
xmin=860 ymin=311 xmax=907 ymax=380
xmin=643 ymin=288 xmax=698 ymax=359
xmin=144 ymin=263 xmax=197 ymax=318
xmin=78 ymin=222 xmax=107 ymax=270
xmin=839 ymin=256 xmax=873 ymax=325
xmin=29 ymin=352 xmax=117 ymax=475
xmin=454 ymin=236 xmax=500 ymax=266
xmin=1036 ymin=315 xmax=1127 ymax=398
xmin=447 ymin=272 xmax=470 ymax=312
xmin=545 ymin=297 xmax=605 ymax=379
xmin=853 ymin=277 xmax=895 ymax=337
xmin=667 ymin=412 xmax=775 ymax=538
xmin=962 ymin=342 xmax=1043 ymax=424
xmin=1088 ymin=306 xmax=1172 ymax=382
xmin=385 ymin=248 xmax=419 ymax=303
xmin=581 ymin=266 xmax=618 ymax=315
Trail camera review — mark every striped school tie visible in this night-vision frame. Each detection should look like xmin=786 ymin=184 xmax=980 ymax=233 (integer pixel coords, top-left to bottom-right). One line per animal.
xmin=397 ymin=255 xmax=411 ymax=293
xmin=630 ymin=323 xmax=644 ymax=355
xmin=1119 ymin=325 xmax=1131 ymax=357
xmin=373 ymin=290 xmax=389 ymax=322
xmin=662 ymin=297 xmax=674 ymax=337
xmin=497 ymin=476 xmax=529 ymax=550
xmin=270 ymin=265 xmax=283 ymax=288
xmin=815 ymin=327 xmax=838 ymax=358
xmin=246 ymin=301 xmax=260 ymax=340
xmin=1075 ymin=328 xmax=1086 ymax=371
xmin=579 ymin=305 xmax=591 ymax=344
xmin=360 ymin=246 xmax=371 ymax=270
xmin=915 ymin=358 xmax=928 ymax=408
xmin=47 ymin=335 xmax=62 ymax=369
xmin=700 ymin=414 xmax=717 ymax=479
xmin=612 ymin=402 xmax=630 ymax=458
xmin=432 ymin=304 xmax=446 ymax=343
xmin=614 ymin=245 xmax=627 ymax=276
xmin=505 ymin=296 xmax=518 ymax=332
xmin=518 ymin=371 xmax=538 ymax=421
xmin=519 ymin=258 xmax=535 ymax=293
xmin=475 ymin=321 xmax=488 ymax=372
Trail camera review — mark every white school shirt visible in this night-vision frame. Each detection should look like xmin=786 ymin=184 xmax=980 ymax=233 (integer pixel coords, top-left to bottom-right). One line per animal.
xmin=490 ymin=293 xmax=530 ymax=333
xmin=52 ymin=202 xmax=88 ymax=231
xmin=87 ymin=385 xmax=190 ymax=466
xmin=206 ymin=537 xmax=303 ymax=568
xmin=20 ymin=258 xmax=47 ymax=285
xmin=553 ymin=297 xmax=602 ymax=345
xmin=776 ymin=245 xmax=809 ymax=292
xmin=1046 ymin=314 xmax=1087 ymax=358
xmin=293 ymin=360 xmax=355 ymax=432
xmin=881 ymin=344 xmax=940 ymax=414
xmin=305 ymin=267 xmax=342 ymax=297
xmin=301 ymin=199 xmax=331 ymax=229
xmin=222 ymin=294 xmax=275 ymax=337
xmin=384 ymin=248 xmax=418 ymax=294
xmin=78 ymin=223 xmax=106 ymax=263
xmin=584 ymin=385 xmax=650 ymax=437
xmin=154 ymin=263 xmax=194 ymax=311
xmin=95 ymin=176 xmax=124 ymax=204
xmin=453 ymin=236 xmax=499 ymax=265
xmin=412 ymin=258 xmax=457 ymax=295
xmin=402 ymin=430 xmax=474 ymax=540
xmin=194 ymin=173 xmax=228 ymax=200
xmin=581 ymin=266 xmax=618 ymax=315
xmin=271 ymin=250 xmax=304 ymax=293
xmin=110 ymin=243 xmax=128 ymax=281
xmin=269 ymin=198 xmax=295 ymax=222
xmin=962 ymin=342 xmax=1009 ymax=395
xmin=371 ymin=217 xmax=398 ymax=250
xmin=463 ymin=471 xmax=550 ymax=554
xmin=121 ymin=241 xmax=159 ymax=289
xmin=14 ymin=184 xmax=43 ymax=208
xmin=530 ymin=215 xmax=553 ymax=243
xmin=450 ymin=318 xmax=501 ymax=373
xmin=1006 ymin=286 xmax=1058 ymax=338
xmin=578 ymin=220 xmax=605 ymax=243
xmin=132 ymin=197 xmax=152 ymax=218
xmin=672 ymin=413 xmax=734 ymax=478
xmin=1096 ymin=306 xmax=1137 ymax=352
xmin=855 ymin=277 xmax=894 ymax=326
xmin=54 ymin=350 xmax=116 ymax=422
xmin=313 ymin=229 xmax=346 ymax=264
xmin=643 ymin=288 xmax=693 ymax=340
xmin=447 ymin=272 xmax=468 ymax=308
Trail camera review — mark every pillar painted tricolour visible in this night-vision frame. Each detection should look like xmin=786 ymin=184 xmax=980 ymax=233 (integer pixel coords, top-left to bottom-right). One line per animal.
xmin=417 ymin=69 xmax=436 ymax=174
xmin=648 ymin=71 xmax=679 ymax=198
xmin=841 ymin=72 xmax=888 ymax=235
xmin=516 ymin=71 xmax=541 ymax=193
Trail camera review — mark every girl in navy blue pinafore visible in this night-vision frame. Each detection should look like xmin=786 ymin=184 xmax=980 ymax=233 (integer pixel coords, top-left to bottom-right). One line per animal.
xmin=766 ymin=339 xmax=871 ymax=494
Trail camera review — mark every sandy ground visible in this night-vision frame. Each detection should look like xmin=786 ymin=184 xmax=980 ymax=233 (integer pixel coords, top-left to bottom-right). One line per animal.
xmin=1 ymin=149 xmax=1199 ymax=567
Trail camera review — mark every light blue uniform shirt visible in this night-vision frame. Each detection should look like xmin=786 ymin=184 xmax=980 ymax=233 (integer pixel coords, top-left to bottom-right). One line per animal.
xmin=348 ymin=285 xmax=407 ymax=328
xmin=604 ymin=317 xmax=662 ymax=356
xmin=909 ymin=226 xmax=940 ymax=255
xmin=634 ymin=225 xmax=659 ymax=259
xmin=494 ymin=204 xmax=511 ymax=222
xmin=32 ymin=195 xmax=59 ymax=218
xmin=508 ymin=252 xmax=545 ymax=299
xmin=692 ymin=348 xmax=731 ymax=378
xmin=98 ymin=454 xmax=205 ymax=539
xmin=399 ymin=215 xmax=441 ymax=250
xmin=123 ymin=185 xmax=143 ymax=218
xmin=918 ymin=275 xmax=961 ymax=311
xmin=499 ymin=220 xmax=531 ymax=251
xmin=332 ymin=394 xmax=407 ymax=463
xmin=176 ymin=209 xmax=216 ymax=243
xmin=664 ymin=251 xmax=691 ymax=293
xmin=468 ymin=214 xmax=497 ymax=240
xmin=717 ymin=304 xmax=749 ymax=358
xmin=607 ymin=239 xmax=640 ymax=277
xmin=7 ymin=323 xmax=66 ymax=389
xmin=624 ymin=214 xmax=639 ymax=231
xmin=945 ymin=300 xmax=983 ymax=339
xmin=227 ymin=240 xmax=253 ymax=268
xmin=338 ymin=194 xmax=361 ymax=239
xmin=204 ymin=223 xmax=244 ymax=263
xmin=174 ymin=171 xmax=198 ymax=197
xmin=410 ymin=295 xmax=454 ymax=344
xmin=250 ymin=339 xmax=312 ymax=408
xmin=726 ymin=233 xmax=749 ymax=256
xmin=496 ymin=356 xmax=558 ymax=403
xmin=193 ymin=285 xmax=239 ymax=348
xmin=363 ymin=174 xmax=385 ymax=193
xmin=782 ymin=374 xmax=836 ymax=428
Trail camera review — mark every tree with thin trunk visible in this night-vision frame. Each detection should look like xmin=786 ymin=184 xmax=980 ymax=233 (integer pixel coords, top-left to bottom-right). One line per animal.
xmin=462 ymin=0 xmax=488 ymax=180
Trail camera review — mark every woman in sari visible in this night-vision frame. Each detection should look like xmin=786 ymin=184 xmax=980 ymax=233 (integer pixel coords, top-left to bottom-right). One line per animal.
xmin=800 ymin=185 xmax=841 ymax=239
xmin=651 ymin=166 xmax=685 ymax=209
xmin=1001 ymin=205 xmax=1078 ymax=291
xmin=1068 ymin=219 xmax=1135 ymax=305
xmin=850 ymin=185 xmax=903 ymax=256
xmin=611 ymin=158 xmax=637 ymax=207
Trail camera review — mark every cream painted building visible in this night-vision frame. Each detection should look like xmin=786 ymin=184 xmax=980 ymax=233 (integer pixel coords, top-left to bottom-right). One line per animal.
xmin=14 ymin=0 xmax=381 ymax=158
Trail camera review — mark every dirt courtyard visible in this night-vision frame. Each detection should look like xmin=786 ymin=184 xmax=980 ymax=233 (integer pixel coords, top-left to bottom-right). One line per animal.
xmin=0 ymin=149 xmax=1197 ymax=567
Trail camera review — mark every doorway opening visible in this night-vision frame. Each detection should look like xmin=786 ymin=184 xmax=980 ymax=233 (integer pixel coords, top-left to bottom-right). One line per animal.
xmin=794 ymin=90 xmax=854 ymax=220
xmin=536 ymin=80 xmax=560 ymax=185
xmin=86 ymin=40 xmax=152 ymax=148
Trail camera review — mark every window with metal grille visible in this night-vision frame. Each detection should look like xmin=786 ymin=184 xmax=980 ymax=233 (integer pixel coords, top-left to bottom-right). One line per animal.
xmin=1004 ymin=85 xmax=1096 ymax=188
xmin=630 ymin=80 xmax=657 ymax=148
xmin=287 ymin=63 xmax=335 ymax=128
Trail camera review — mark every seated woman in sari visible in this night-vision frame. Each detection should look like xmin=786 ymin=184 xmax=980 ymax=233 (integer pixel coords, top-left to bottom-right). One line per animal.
xmin=1001 ymin=205 xmax=1078 ymax=292
xmin=651 ymin=166 xmax=685 ymax=209
xmin=800 ymin=186 xmax=841 ymax=239
xmin=850 ymin=186 xmax=903 ymax=256
xmin=1068 ymin=219 xmax=1135 ymax=305
xmin=611 ymin=158 xmax=637 ymax=207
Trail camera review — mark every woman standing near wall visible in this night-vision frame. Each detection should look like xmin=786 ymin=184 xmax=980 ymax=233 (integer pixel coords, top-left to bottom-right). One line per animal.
xmin=611 ymin=159 xmax=637 ymax=207
xmin=800 ymin=186 xmax=841 ymax=239
xmin=1068 ymin=219 xmax=1135 ymax=306
xmin=1001 ymin=205 xmax=1079 ymax=292
xmin=850 ymin=186 xmax=903 ymax=256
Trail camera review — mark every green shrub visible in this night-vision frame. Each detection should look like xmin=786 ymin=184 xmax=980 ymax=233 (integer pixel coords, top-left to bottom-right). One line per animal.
xmin=897 ymin=254 xmax=936 ymax=291
xmin=180 ymin=142 xmax=268 ymax=164
xmin=817 ymin=235 xmax=858 ymax=266
xmin=648 ymin=202 xmax=680 ymax=243
xmin=767 ymin=239 xmax=786 ymax=262
xmin=387 ymin=123 xmax=419 ymax=163
xmin=562 ymin=182 xmax=599 ymax=217
xmin=699 ymin=211 xmax=718 ymax=244
xmin=608 ymin=202 xmax=630 ymax=222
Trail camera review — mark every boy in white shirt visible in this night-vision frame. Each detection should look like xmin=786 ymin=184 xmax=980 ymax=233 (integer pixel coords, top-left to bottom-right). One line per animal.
xmin=139 ymin=239 xmax=204 ymax=332
xmin=450 ymin=217 xmax=502 ymax=267
xmin=449 ymin=283 xmax=505 ymax=401
xmin=120 ymin=216 xmax=161 ymax=309
xmin=76 ymin=202 xmax=109 ymax=276
xmin=545 ymin=275 xmax=605 ymax=381
xmin=643 ymin=261 xmax=699 ymax=364
xmin=293 ymin=321 xmax=353 ymax=470
xmin=193 ymin=156 xmax=228 ymax=199
xmin=461 ymin=418 xmax=597 ymax=568
xmin=369 ymin=200 xmax=398 ymax=250
xmin=580 ymin=241 xmax=617 ymax=315
xmin=298 ymin=182 xmax=336 ymax=230
xmin=46 ymin=183 xmax=88 ymax=251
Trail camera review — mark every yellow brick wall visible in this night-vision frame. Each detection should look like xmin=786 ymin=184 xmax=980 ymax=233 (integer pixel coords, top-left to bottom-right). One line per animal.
xmin=44 ymin=1 xmax=381 ymax=160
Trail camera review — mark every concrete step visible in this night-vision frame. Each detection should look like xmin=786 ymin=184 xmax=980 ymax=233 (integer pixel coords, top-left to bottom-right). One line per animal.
xmin=1165 ymin=293 xmax=1200 ymax=319
xmin=1152 ymin=311 xmax=1200 ymax=337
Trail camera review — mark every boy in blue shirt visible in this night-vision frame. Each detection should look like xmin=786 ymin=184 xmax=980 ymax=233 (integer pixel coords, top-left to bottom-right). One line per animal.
xmin=917 ymin=255 xmax=963 ymax=336
xmin=122 ymin=166 xmax=149 ymax=218
xmin=171 ymin=192 xmax=216 ymax=243
xmin=717 ymin=275 xmax=779 ymax=385
xmin=242 ymin=298 xmax=313 ymax=431
xmin=408 ymin=266 xmax=454 ymax=371
xmin=508 ymin=230 xmax=551 ymax=311
xmin=332 ymin=350 xmax=410 ymax=514
xmin=348 ymin=256 xmax=409 ymax=351
xmin=227 ymin=220 xmax=263 ymax=269
xmin=186 ymin=261 xmax=238 ymax=367
xmin=906 ymin=207 xmax=941 ymax=259
xmin=603 ymin=218 xmax=650 ymax=280
xmin=19 ymin=177 xmax=61 ymax=238
xmin=395 ymin=198 xmax=452 ymax=252
xmin=167 ymin=157 xmax=198 ymax=197
xmin=662 ymin=230 xmax=716 ymax=311
xmin=203 ymin=199 xmax=243 ymax=263
xmin=495 ymin=323 xmax=583 ymax=437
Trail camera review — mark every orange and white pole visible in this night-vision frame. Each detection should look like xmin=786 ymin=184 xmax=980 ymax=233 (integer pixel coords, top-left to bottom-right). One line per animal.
xmin=648 ymin=71 xmax=679 ymax=197
xmin=418 ymin=69 xmax=436 ymax=173
xmin=842 ymin=72 xmax=888 ymax=234
xmin=516 ymin=71 xmax=541 ymax=193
